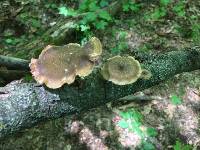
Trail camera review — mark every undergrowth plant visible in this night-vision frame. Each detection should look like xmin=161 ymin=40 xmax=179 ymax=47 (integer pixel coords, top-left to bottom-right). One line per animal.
xmin=173 ymin=140 xmax=192 ymax=150
xmin=58 ymin=0 xmax=142 ymax=43
xmin=111 ymin=30 xmax=129 ymax=54
xmin=117 ymin=108 xmax=158 ymax=150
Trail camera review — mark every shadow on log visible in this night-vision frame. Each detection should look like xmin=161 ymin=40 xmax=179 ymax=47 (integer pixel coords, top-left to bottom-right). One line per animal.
xmin=0 ymin=46 xmax=200 ymax=139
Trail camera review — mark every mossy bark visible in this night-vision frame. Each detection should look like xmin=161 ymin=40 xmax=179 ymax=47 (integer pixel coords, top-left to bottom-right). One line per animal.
xmin=0 ymin=46 xmax=200 ymax=139
xmin=0 ymin=55 xmax=29 ymax=70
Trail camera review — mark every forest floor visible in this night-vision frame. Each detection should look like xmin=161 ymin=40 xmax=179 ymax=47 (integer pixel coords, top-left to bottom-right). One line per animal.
xmin=0 ymin=0 xmax=200 ymax=149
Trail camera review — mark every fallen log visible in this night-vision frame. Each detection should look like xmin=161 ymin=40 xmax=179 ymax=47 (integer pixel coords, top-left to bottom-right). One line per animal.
xmin=0 ymin=55 xmax=29 ymax=70
xmin=0 ymin=46 xmax=200 ymax=139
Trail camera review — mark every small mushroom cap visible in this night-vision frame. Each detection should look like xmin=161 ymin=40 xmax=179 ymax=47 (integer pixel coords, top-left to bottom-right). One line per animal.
xmin=140 ymin=69 xmax=152 ymax=80
xmin=101 ymin=56 xmax=142 ymax=85
xmin=83 ymin=37 xmax=102 ymax=61
xmin=30 ymin=44 xmax=94 ymax=89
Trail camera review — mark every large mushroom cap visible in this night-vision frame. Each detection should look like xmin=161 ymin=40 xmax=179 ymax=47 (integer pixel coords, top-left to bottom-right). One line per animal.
xmin=83 ymin=37 xmax=102 ymax=61
xmin=101 ymin=56 xmax=142 ymax=85
xmin=30 ymin=43 xmax=95 ymax=89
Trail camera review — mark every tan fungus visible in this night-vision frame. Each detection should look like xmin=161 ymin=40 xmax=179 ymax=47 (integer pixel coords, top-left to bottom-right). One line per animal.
xmin=83 ymin=37 xmax=102 ymax=61
xmin=101 ymin=56 xmax=143 ymax=85
xmin=30 ymin=37 xmax=102 ymax=89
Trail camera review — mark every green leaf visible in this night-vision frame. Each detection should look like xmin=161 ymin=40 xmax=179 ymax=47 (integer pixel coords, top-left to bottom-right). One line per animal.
xmin=122 ymin=3 xmax=130 ymax=12
xmin=151 ymin=7 xmax=166 ymax=20
xmin=132 ymin=110 xmax=143 ymax=122
xmin=141 ymin=141 xmax=155 ymax=150
xmin=132 ymin=123 xmax=144 ymax=136
xmin=80 ymin=24 xmax=90 ymax=31
xmin=5 ymin=39 xmax=13 ymax=44
xmin=100 ymin=0 xmax=109 ymax=7
xmin=23 ymin=74 xmax=33 ymax=82
xmin=95 ymin=20 xmax=108 ymax=30
xmin=177 ymin=11 xmax=185 ymax=17
xmin=111 ymin=47 xmax=120 ymax=53
xmin=31 ymin=19 xmax=41 ymax=28
xmin=58 ymin=6 xmax=77 ymax=17
xmin=173 ymin=140 xmax=192 ymax=150
xmin=118 ymin=119 xmax=129 ymax=128
xmin=171 ymin=95 xmax=182 ymax=105
xmin=146 ymin=127 xmax=158 ymax=137
xmin=173 ymin=140 xmax=181 ymax=150
xmin=50 ymin=4 xmax=57 ymax=9
xmin=98 ymin=10 xmax=112 ymax=21
xmin=88 ymin=1 xmax=99 ymax=11
xmin=118 ymin=42 xmax=128 ymax=50
xmin=173 ymin=2 xmax=185 ymax=17
xmin=45 ymin=3 xmax=57 ymax=9
xmin=19 ymin=13 xmax=29 ymax=19
xmin=78 ymin=0 xmax=88 ymax=11
xmin=118 ymin=31 xmax=127 ymax=39
xmin=120 ymin=111 xmax=131 ymax=119
xmin=84 ymin=12 xmax=97 ymax=22
xmin=192 ymin=23 xmax=200 ymax=42
xmin=129 ymin=3 xmax=141 ymax=12
xmin=160 ymin=0 xmax=171 ymax=6
xmin=5 ymin=38 xmax=20 ymax=45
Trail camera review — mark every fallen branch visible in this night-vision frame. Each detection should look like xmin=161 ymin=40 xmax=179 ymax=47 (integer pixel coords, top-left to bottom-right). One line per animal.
xmin=0 ymin=55 xmax=29 ymax=70
xmin=0 ymin=70 xmax=29 ymax=82
xmin=0 ymin=46 xmax=200 ymax=139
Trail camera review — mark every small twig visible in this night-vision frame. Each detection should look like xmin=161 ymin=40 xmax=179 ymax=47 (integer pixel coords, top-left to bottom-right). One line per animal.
xmin=111 ymin=94 xmax=163 ymax=108
xmin=118 ymin=94 xmax=162 ymax=102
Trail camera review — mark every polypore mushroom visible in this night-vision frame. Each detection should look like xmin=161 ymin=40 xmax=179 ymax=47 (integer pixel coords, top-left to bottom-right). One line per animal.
xmin=30 ymin=37 xmax=102 ymax=89
xmin=83 ymin=37 xmax=102 ymax=61
xmin=101 ymin=56 xmax=151 ymax=85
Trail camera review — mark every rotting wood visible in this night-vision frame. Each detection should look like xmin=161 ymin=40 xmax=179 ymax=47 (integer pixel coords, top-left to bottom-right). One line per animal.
xmin=0 ymin=46 xmax=200 ymax=139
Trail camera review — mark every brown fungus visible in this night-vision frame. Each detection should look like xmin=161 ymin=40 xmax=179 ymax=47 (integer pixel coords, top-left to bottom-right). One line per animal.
xmin=140 ymin=69 xmax=152 ymax=80
xmin=30 ymin=37 xmax=102 ymax=89
xmin=101 ymin=56 xmax=143 ymax=85
xmin=83 ymin=37 xmax=102 ymax=61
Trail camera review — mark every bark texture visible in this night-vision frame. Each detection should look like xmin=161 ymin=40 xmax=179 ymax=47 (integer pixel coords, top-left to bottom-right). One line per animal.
xmin=0 ymin=46 xmax=200 ymax=139
xmin=0 ymin=55 xmax=29 ymax=70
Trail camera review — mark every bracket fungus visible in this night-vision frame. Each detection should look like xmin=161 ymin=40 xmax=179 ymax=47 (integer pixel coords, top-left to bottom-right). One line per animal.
xmin=83 ymin=37 xmax=102 ymax=61
xmin=101 ymin=56 xmax=151 ymax=85
xmin=30 ymin=37 xmax=102 ymax=89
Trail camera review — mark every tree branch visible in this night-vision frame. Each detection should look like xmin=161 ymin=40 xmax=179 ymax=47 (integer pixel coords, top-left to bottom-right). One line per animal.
xmin=0 ymin=46 xmax=200 ymax=139
xmin=0 ymin=55 xmax=29 ymax=70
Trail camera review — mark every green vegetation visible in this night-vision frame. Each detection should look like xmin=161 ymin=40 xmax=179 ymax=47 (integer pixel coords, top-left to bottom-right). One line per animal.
xmin=171 ymin=95 xmax=182 ymax=105
xmin=122 ymin=0 xmax=141 ymax=12
xmin=0 ymin=0 xmax=199 ymax=149
xmin=118 ymin=109 xmax=144 ymax=136
xmin=111 ymin=30 xmax=129 ymax=54
xmin=117 ymin=109 xmax=158 ymax=149
xmin=173 ymin=140 xmax=192 ymax=150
